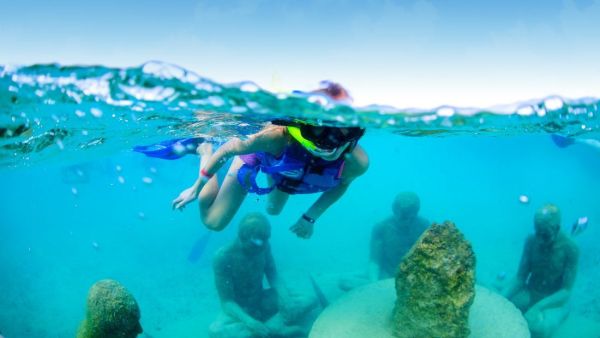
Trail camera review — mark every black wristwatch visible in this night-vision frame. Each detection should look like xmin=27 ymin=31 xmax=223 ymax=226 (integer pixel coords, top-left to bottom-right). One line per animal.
xmin=302 ymin=213 xmax=316 ymax=224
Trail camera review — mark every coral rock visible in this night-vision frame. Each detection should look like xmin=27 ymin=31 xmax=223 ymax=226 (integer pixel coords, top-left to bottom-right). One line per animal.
xmin=77 ymin=279 xmax=142 ymax=338
xmin=393 ymin=221 xmax=475 ymax=338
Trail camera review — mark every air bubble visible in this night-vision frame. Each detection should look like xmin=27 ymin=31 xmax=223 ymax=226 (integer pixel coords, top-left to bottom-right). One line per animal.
xmin=207 ymin=96 xmax=225 ymax=107
xmin=231 ymin=106 xmax=247 ymax=113
xmin=536 ymin=108 xmax=547 ymax=117
xmin=437 ymin=107 xmax=455 ymax=117
xmin=544 ymin=97 xmax=564 ymax=111
xmin=240 ymin=82 xmax=259 ymax=93
xmin=517 ymin=106 xmax=534 ymax=116
xmin=90 ymin=108 xmax=103 ymax=118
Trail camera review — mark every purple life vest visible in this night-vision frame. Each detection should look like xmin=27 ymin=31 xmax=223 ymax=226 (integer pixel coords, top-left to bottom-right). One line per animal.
xmin=237 ymin=143 xmax=345 ymax=195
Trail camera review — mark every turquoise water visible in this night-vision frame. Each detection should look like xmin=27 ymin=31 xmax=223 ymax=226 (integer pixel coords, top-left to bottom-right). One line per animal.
xmin=1 ymin=62 xmax=599 ymax=337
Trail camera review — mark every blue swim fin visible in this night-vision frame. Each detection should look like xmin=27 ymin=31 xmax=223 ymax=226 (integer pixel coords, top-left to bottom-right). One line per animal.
xmin=133 ymin=137 xmax=206 ymax=160
xmin=187 ymin=231 xmax=212 ymax=263
xmin=550 ymin=134 xmax=575 ymax=148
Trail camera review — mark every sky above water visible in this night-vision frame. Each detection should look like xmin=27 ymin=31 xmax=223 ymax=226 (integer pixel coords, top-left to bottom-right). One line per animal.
xmin=1 ymin=0 xmax=599 ymax=108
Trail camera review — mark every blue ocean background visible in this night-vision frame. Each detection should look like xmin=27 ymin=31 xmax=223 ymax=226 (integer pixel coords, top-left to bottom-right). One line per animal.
xmin=1 ymin=63 xmax=599 ymax=337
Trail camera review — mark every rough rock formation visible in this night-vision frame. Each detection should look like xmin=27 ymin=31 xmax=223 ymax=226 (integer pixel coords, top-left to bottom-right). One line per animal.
xmin=393 ymin=221 xmax=475 ymax=338
xmin=77 ymin=279 xmax=142 ymax=338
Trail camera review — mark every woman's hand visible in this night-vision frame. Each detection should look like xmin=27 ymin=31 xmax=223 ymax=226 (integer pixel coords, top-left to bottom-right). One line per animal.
xmin=290 ymin=216 xmax=314 ymax=239
xmin=172 ymin=181 xmax=203 ymax=210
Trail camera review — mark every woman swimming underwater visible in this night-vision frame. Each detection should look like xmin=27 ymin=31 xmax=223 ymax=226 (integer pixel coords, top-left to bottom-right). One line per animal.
xmin=172 ymin=82 xmax=369 ymax=239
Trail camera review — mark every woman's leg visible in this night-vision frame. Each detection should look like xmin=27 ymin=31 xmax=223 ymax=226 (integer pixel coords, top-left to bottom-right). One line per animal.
xmin=266 ymin=186 xmax=289 ymax=215
xmin=198 ymin=144 xmax=248 ymax=230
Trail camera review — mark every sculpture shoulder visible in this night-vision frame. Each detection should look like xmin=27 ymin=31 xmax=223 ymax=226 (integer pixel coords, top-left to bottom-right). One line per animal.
xmin=373 ymin=217 xmax=395 ymax=233
xmin=557 ymin=233 xmax=579 ymax=259
xmin=213 ymin=243 xmax=236 ymax=269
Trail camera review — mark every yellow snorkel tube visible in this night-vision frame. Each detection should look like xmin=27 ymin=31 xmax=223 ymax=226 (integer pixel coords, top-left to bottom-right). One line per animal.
xmin=287 ymin=125 xmax=319 ymax=152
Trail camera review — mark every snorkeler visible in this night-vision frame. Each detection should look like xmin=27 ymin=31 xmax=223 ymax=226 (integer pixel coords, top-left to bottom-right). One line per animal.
xmin=503 ymin=204 xmax=579 ymax=338
xmin=209 ymin=213 xmax=318 ymax=338
xmin=339 ymin=192 xmax=429 ymax=291
xmin=172 ymin=82 xmax=369 ymax=238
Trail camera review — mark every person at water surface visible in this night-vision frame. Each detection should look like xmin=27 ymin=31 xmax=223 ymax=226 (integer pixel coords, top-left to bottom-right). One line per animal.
xmin=172 ymin=82 xmax=369 ymax=238
xmin=503 ymin=204 xmax=579 ymax=338
xmin=209 ymin=213 xmax=317 ymax=338
xmin=339 ymin=192 xmax=428 ymax=291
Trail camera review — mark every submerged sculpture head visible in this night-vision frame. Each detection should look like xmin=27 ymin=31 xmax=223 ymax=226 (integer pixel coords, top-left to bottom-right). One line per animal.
xmin=392 ymin=192 xmax=420 ymax=222
xmin=534 ymin=204 xmax=561 ymax=245
xmin=238 ymin=212 xmax=271 ymax=255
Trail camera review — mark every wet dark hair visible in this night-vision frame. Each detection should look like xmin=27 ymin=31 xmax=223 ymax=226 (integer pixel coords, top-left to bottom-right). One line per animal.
xmin=313 ymin=81 xmax=351 ymax=101
xmin=272 ymin=81 xmax=363 ymax=149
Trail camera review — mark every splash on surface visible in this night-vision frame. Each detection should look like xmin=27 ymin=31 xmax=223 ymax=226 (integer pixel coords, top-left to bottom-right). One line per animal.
xmin=1 ymin=61 xmax=598 ymax=168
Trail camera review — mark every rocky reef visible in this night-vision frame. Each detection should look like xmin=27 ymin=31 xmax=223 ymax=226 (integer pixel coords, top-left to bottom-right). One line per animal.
xmin=393 ymin=221 xmax=476 ymax=338
xmin=77 ymin=279 xmax=142 ymax=338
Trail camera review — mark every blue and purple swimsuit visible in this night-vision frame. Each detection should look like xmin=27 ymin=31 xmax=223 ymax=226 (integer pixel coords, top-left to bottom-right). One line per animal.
xmin=237 ymin=142 xmax=345 ymax=195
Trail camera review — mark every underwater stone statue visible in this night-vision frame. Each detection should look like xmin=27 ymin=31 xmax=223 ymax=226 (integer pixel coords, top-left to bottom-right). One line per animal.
xmin=310 ymin=221 xmax=530 ymax=338
xmin=393 ymin=221 xmax=475 ymax=338
xmin=77 ymin=279 xmax=143 ymax=338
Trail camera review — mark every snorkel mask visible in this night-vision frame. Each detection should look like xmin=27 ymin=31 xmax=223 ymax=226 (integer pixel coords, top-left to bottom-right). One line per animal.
xmin=286 ymin=124 xmax=365 ymax=159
